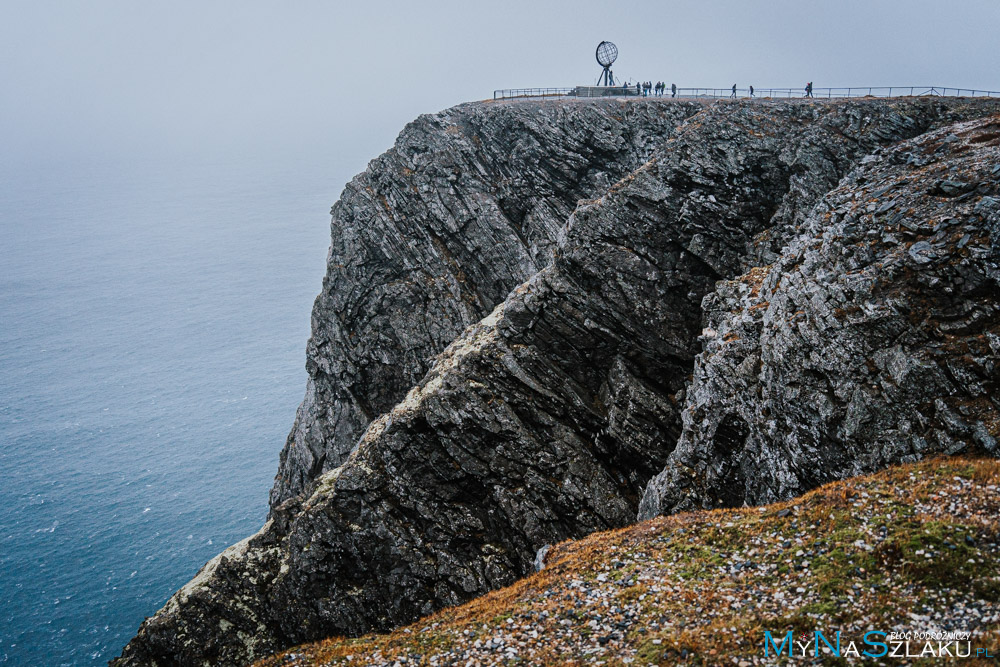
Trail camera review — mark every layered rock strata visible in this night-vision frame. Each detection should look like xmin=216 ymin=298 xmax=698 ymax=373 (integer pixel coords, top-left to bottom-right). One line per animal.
xmin=271 ymin=99 xmax=705 ymax=507
xmin=640 ymin=114 xmax=1000 ymax=517
xmin=116 ymin=98 xmax=1000 ymax=666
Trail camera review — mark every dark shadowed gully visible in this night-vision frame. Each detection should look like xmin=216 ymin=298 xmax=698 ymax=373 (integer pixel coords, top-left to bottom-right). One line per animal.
xmin=640 ymin=113 xmax=1000 ymax=517
xmin=115 ymin=97 xmax=1000 ymax=666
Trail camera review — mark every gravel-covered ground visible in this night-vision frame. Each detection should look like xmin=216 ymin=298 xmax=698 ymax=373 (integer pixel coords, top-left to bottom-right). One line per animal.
xmin=257 ymin=458 xmax=1000 ymax=666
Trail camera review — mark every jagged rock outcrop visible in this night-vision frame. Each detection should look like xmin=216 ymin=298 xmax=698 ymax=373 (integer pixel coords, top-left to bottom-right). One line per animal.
xmin=639 ymin=114 xmax=1000 ymax=518
xmin=271 ymin=99 xmax=705 ymax=507
xmin=115 ymin=97 xmax=1000 ymax=666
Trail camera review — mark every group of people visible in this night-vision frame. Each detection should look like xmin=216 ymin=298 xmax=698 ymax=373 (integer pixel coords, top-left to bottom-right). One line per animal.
xmin=619 ymin=81 xmax=816 ymax=99
xmin=624 ymin=81 xmax=678 ymax=97
xmin=726 ymin=82 xmax=813 ymax=98
xmin=635 ymin=81 xmax=660 ymax=96
xmin=730 ymin=84 xmax=755 ymax=98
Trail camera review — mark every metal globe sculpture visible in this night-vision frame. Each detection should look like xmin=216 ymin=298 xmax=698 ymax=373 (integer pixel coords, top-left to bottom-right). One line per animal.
xmin=596 ymin=41 xmax=618 ymax=68
xmin=595 ymin=41 xmax=617 ymax=87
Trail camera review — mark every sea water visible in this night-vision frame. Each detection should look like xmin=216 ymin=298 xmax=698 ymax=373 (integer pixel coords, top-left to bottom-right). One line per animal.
xmin=0 ymin=152 xmax=342 ymax=665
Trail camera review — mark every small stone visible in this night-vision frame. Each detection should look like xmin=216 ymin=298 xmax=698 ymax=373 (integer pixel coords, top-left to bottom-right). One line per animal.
xmin=908 ymin=241 xmax=936 ymax=264
xmin=934 ymin=179 xmax=975 ymax=197
xmin=534 ymin=545 xmax=552 ymax=572
xmin=876 ymin=199 xmax=897 ymax=213
xmin=973 ymin=196 xmax=998 ymax=214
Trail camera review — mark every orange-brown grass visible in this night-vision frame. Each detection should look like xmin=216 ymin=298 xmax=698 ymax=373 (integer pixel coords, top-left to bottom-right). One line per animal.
xmin=257 ymin=457 xmax=1000 ymax=666
xmin=739 ymin=265 xmax=771 ymax=298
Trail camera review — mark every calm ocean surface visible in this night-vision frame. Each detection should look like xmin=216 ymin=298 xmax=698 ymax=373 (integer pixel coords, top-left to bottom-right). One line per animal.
xmin=0 ymin=152 xmax=346 ymax=665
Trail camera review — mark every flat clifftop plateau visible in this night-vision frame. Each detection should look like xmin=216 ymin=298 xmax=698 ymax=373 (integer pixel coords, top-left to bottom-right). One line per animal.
xmin=256 ymin=458 xmax=1000 ymax=666
xmin=115 ymin=98 xmax=1000 ymax=666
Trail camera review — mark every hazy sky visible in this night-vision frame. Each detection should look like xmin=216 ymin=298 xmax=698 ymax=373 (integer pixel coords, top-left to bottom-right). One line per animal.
xmin=2 ymin=0 xmax=999 ymax=168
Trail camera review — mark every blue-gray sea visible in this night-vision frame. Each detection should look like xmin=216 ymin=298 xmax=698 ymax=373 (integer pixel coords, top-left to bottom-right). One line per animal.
xmin=0 ymin=152 xmax=345 ymax=665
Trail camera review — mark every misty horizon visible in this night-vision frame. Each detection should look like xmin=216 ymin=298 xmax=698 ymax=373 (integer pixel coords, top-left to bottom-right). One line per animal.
xmin=2 ymin=0 xmax=999 ymax=168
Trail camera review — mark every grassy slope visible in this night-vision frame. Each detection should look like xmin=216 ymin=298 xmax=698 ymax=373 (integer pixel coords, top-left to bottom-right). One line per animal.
xmin=258 ymin=458 xmax=1000 ymax=666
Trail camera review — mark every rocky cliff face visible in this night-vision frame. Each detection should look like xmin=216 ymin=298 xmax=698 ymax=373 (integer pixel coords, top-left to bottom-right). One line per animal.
xmin=271 ymin=99 xmax=704 ymax=507
xmin=115 ymin=97 xmax=1000 ymax=666
xmin=639 ymin=114 xmax=1000 ymax=517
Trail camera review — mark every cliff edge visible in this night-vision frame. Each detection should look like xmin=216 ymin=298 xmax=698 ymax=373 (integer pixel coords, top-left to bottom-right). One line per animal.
xmin=115 ymin=97 xmax=1000 ymax=666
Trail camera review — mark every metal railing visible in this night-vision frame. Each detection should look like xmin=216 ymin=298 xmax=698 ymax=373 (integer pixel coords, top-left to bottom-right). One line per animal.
xmin=677 ymin=86 xmax=1000 ymax=99
xmin=493 ymin=88 xmax=576 ymax=100
xmin=493 ymin=86 xmax=1000 ymax=101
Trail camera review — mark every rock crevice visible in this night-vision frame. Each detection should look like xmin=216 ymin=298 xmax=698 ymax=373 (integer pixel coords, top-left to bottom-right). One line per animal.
xmin=640 ymin=115 xmax=1000 ymax=517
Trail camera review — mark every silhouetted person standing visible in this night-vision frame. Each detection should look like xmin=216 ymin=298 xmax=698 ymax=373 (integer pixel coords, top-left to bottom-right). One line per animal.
xmin=671 ymin=83 xmax=677 ymax=98
xmin=731 ymin=83 xmax=737 ymax=98
xmin=805 ymin=82 xmax=813 ymax=97
xmin=749 ymin=85 xmax=754 ymax=98
xmin=636 ymin=82 xmax=641 ymax=96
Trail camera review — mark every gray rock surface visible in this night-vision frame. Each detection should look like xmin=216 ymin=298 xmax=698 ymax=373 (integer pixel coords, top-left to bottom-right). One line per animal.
xmin=639 ymin=114 xmax=1000 ymax=518
xmin=114 ymin=98 xmax=1000 ymax=666
xmin=271 ymin=99 xmax=705 ymax=507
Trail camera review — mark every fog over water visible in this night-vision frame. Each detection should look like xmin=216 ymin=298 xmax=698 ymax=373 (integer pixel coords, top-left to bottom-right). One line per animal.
xmin=1 ymin=1 xmax=997 ymax=664
xmin=4 ymin=0 xmax=998 ymax=166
